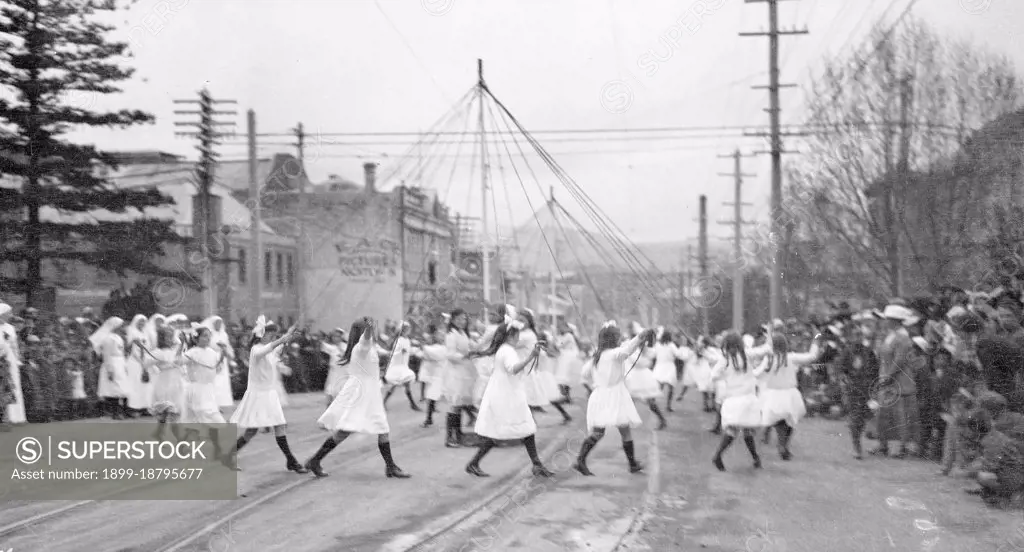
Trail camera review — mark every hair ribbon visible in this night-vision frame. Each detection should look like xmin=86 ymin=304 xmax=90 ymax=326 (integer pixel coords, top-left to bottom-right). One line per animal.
xmin=601 ymin=320 xmax=617 ymax=329
xmin=252 ymin=315 xmax=267 ymax=338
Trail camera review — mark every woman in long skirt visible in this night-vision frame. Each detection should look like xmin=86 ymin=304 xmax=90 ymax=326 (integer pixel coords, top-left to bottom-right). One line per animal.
xmin=652 ymin=329 xmax=692 ymax=412
xmin=419 ymin=323 xmax=453 ymax=428
xmin=91 ymin=317 xmax=129 ymax=420
xmin=382 ymin=321 xmax=421 ymax=411
xmin=180 ymin=327 xmax=230 ymax=462
xmin=321 ymin=328 xmax=348 ymax=407
xmin=624 ymin=322 xmax=667 ymax=430
xmin=464 ymin=318 xmax=554 ymax=478
xmin=441 ymin=309 xmax=477 ymax=448
xmin=710 ymin=331 xmax=763 ymax=471
xmin=574 ymin=321 xmax=657 ymax=476
xmin=304 ymin=317 xmax=410 ymax=479
xmin=124 ymin=314 xmax=152 ymax=415
xmin=554 ymin=322 xmax=582 ymax=402
xmin=519 ymin=310 xmax=571 ymax=423
xmin=145 ymin=327 xmax=186 ymax=441
xmin=203 ymin=316 xmax=235 ymax=410
xmin=223 ymin=317 xmax=307 ymax=473
xmin=755 ymin=331 xmax=821 ymax=460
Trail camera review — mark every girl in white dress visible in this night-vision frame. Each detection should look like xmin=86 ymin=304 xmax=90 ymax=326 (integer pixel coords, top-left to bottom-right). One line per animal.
xmin=224 ymin=317 xmax=307 ymax=473
xmin=321 ymin=328 xmax=348 ymax=407
xmin=180 ymin=326 xmax=231 ymax=461
xmin=203 ymin=316 xmax=235 ymax=409
xmin=124 ymin=314 xmax=152 ymax=415
xmin=382 ymin=321 xmax=422 ymax=412
xmin=144 ymin=327 xmax=186 ymax=440
xmin=709 ymin=331 xmax=763 ymax=471
xmin=91 ymin=317 xmax=129 ymax=420
xmin=624 ymin=322 xmax=667 ymax=430
xmin=441 ymin=309 xmax=477 ymax=448
xmin=755 ymin=331 xmax=821 ymax=460
xmin=418 ymin=323 xmax=454 ymax=428
xmin=554 ymin=322 xmax=582 ymax=402
xmin=537 ymin=329 xmax=571 ymax=424
xmin=305 ymin=317 xmax=410 ymax=479
xmin=652 ymin=329 xmax=692 ymax=412
xmin=464 ymin=318 xmax=554 ymax=478
xmin=680 ymin=336 xmax=715 ymax=411
xmin=519 ymin=310 xmax=572 ymax=423
xmin=574 ymin=321 xmax=657 ymax=476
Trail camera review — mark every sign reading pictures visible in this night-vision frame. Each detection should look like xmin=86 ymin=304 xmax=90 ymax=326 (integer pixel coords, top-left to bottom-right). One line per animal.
xmin=335 ymin=238 xmax=400 ymax=281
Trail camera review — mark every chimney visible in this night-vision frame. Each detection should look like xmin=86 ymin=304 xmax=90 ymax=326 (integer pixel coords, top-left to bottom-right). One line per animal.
xmin=363 ymin=162 xmax=377 ymax=194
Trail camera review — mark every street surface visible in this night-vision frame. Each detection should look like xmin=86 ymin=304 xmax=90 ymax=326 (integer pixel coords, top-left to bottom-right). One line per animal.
xmin=0 ymin=390 xmax=1020 ymax=552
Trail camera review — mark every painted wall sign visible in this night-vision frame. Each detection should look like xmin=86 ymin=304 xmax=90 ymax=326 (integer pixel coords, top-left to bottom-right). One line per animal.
xmin=335 ymin=238 xmax=399 ymax=281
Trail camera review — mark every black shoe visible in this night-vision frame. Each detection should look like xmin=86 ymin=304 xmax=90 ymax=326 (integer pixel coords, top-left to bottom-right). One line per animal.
xmin=532 ymin=464 xmax=554 ymax=477
xmin=386 ymin=465 xmax=411 ymax=479
xmin=465 ymin=464 xmax=489 ymax=477
xmin=574 ymin=461 xmax=594 ymax=476
xmin=305 ymin=460 xmax=328 ymax=478
xmin=629 ymin=462 xmax=643 ymax=474
xmin=712 ymin=456 xmax=725 ymax=471
xmin=287 ymin=459 xmax=309 ymax=474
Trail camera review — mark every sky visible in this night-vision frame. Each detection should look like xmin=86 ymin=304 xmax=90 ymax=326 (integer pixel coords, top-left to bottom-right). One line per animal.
xmin=65 ymin=0 xmax=1024 ymax=250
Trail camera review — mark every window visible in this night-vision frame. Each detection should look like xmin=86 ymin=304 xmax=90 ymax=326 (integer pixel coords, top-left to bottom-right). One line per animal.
xmin=428 ymin=260 xmax=437 ymax=285
xmin=276 ymin=254 xmax=283 ymax=286
xmin=238 ymin=248 xmax=247 ymax=284
xmin=286 ymin=254 xmax=294 ymax=287
xmin=265 ymin=251 xmax=272 ymax=286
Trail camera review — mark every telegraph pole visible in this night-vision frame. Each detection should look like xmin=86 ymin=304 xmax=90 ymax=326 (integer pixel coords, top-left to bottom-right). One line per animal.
xmin=247 ymin=110 xmax=262 ymax=321
xmin=741 ymin=0 xmax=807 ymax=321
xmin=718 ymin=149 xmax=756 ymax=333
xmin=293 ymin=123 xmax=308 ymax=328
xmin=174 ymin=88 xmax=236 ymax=318
xmin=698 ymin=195 xmax=710 ymax=337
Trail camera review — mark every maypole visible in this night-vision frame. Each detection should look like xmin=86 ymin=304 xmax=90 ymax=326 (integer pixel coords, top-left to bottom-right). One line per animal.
xmin=477 ymin=59 xmax=491 ymax=320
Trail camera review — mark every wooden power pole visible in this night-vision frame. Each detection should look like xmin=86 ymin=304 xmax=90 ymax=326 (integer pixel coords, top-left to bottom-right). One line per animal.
xmin=741 ymin=0 xmax=807 ymax=321
xmin=718 ymin=149 xmax=756 ymax=333
xmin=247 ymin=110 xmax=262 ymax=322
xmin=173 ymin=88 xmax=236 ymax=319
xmin=698 ymin=195 xmax=710 ymax=337
xmin=293 ymin=123 xmax=308 ymax=328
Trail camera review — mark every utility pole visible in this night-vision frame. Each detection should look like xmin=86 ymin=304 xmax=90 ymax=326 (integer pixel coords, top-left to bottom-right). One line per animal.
xmin=698 ymin=195 xmax=710 ymax=337
xmin=718 ymin=149 xmax=756 ymax=333
xmin=741 ymin=0 xmax=807 ymax=321
xmin=549 ymin=186 xmax=558 ymax=328
xmin=293 ymin=123 xmax=308 ymax=328
xmin=247 ymin=110 xmax=262 ymax=321
xmin=174 ymin=88 xmax=236 ymax=319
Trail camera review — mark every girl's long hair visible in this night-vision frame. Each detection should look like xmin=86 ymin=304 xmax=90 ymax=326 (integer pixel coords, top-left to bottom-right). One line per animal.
xmin=659 ymin=330 xmax=673 ymax=344
xmin=476 ymin=323 xmax=520 ymax=357
xmin=721 ymin=331 xmax=748 ymax=372
xmin=520 ymin=309 xmax=538 ymax=334
xmin=339 ymin=317 xmax=372 ymax=366
xmin=764 ymin=333 xmax=789 ymax=373
xmin=592 ymin=325 xmax=622 ymax=366
xmin=448 ymin=308 xmax=468 ymax=334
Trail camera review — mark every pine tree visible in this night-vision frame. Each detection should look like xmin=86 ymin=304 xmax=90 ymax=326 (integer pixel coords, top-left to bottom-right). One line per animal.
xmin=0 ymin=0 xmax=190 ymax=308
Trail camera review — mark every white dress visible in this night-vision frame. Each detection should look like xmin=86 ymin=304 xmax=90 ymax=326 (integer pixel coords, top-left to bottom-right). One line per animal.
xmin=711 ymin=355 xmax=762 ymax=429
xmin=472 ymin=325 xmax=499 ymax=405
xmin=419 ymin=343 xmax=450 ymax=402
xmin=383 ymin=336 xmax=416 ymax=385
xmin=272 ymin=345 xmax=290 ymax=407
xmin=318 ymin=333 xmax=390 ymax=434
xmin=0 ymin=324 xmax=25 ymax=423
xmin=96 ymin=334 xmax=129 ymax=399
xmin=586 ymin=336 xmax=645 ymax=433
xmin=756 ymin=349 xmax=816 ymax=427
xmin=145 ymin=348 xmax=186 ymax=416
xmin=322 ymin=341 xmax=348 ymax=397
xmin=230 ymin=342 xmax=288 ymax=428
xmin=682 ymin=349 xmax=714 ymax=391
xmin=474 ymin=344 xmax=537 ymax=440
xmin=555 ymin=333 xmax=582 ymax=387
xmin=181 ymin=346 xmax=226 ymax=425
xmin=652 ymin=342 xmax=690 ymax=386
xmin=125 ymin=316 xmax=153 ymax=410
xmin=441 ymin=330 xmax=475 ymax=406
xmin=521 ymin=330 xmax=561 ymax=406
xmin=625 ymin=346 xmax=660 ymax=400
xmin=208 ymin=329 xmax=235 ymax=408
